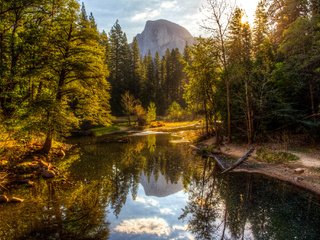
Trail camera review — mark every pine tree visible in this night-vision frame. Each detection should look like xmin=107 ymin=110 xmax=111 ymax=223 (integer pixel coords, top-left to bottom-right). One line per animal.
xmin=154 ymin=52 xmax=162 ymax=113
xmin=268 ymin=0 xmax=309 ymax=44
xmin=131 ymin=37 xmax=143 ymax=97
xmin=108 ymin=20 xmax=132 ymax=115
xmin=142 ymin=50 xmax=156 ymax=104
xmin=228 ymin=8 xmax=254 ymax=143
xmin=252 ymin=1 xmax=276 ymax=136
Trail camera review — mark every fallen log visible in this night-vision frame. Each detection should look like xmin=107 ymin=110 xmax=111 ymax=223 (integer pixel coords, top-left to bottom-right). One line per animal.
xmin=221 ymin=147 xmax=255 ymax=174
xmin=205 ymin=153 xmax=226 ymax=170
xmin=189 ymin=145 xmax=221 ymax=155
xmin=190 ymin=145 xmax=226 ymax=170
xmin=190 ymin=145 xmax=254 ymax=173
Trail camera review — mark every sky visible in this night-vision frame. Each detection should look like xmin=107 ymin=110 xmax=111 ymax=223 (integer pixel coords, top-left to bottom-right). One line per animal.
xmin=80 ymin=0 xmax=260 ymax=41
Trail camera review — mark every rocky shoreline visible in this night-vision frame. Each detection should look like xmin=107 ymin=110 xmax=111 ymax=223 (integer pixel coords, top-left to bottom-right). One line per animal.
xmin=0 ymin=142 xmax=72 ymax=204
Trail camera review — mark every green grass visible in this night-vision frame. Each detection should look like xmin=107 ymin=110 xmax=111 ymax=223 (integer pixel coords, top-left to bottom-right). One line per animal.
xmin=90 ymin=126 xmax=121 ymax=137
xmin=256 ymin=147 xmax=299 ymax=164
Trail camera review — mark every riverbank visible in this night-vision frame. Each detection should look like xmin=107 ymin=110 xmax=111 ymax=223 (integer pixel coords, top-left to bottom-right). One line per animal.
xmin=201 ymin=138 xmax=320 ymax=196
xmin=0 ymin=137 xmax=74 ymax=201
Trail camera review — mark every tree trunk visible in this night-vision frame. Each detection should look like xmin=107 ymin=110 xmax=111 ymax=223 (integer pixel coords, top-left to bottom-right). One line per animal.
xmin=128 ymin=114 xmax=131 ymax=126
xmin=213 ymin=112 xmax=221 ymax=146
xmin=204 ymin=98 xmax=209 ymax=135
xmin=245 ymin=80 xmax=253 ymax=144
xmin=309 ymin=79 xmax=315 ymax=122
xmin=42 ymin=128 xmax=53 ymax=154
xmin=226 ymin=80 xmax=232 ymax=143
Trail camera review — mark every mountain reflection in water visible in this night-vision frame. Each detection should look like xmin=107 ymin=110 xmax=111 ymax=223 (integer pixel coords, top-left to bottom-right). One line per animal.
xmin=0 ymin=133 xmax=319 ymax=239
xmin=140 ymin=173 xmax=183 ymax=197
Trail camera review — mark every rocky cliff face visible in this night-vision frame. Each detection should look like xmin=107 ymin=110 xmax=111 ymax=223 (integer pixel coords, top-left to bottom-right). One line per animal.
xmin=135 ymin=19 xmax=194 ymax=57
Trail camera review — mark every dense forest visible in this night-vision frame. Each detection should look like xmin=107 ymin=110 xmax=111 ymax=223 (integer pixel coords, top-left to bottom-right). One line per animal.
xmin=1 ymin=0 xmax=320 ymax=153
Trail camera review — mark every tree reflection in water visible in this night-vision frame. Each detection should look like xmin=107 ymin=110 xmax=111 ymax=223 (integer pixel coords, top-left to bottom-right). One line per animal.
xmin=0 ymin=134 xmax=196 ymax=239
xmin=0 ymin=180 xmax=110 ymax=240
xmin=180 ymin=157 xmax=320 ymax=240
xmin=1 ymin=134 xmax=320 ymax=239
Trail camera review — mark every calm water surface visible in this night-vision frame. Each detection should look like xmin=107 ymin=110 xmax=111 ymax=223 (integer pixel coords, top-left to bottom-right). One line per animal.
xmin=0 ymin=132 xmax=320 ymax=240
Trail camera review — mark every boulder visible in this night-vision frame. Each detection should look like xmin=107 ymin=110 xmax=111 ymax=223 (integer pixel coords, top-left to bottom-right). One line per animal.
xmin=41 ymin=170 xmax=55 ymax=179
xmin=294 ymin=176 xmax=304 ymax=182
xmin=294 ymin=168 xmax=305 ymax=174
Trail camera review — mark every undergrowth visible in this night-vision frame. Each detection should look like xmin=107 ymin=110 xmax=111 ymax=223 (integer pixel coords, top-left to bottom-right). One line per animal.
xmin=256 ymin=147 xmax=299 ymax=164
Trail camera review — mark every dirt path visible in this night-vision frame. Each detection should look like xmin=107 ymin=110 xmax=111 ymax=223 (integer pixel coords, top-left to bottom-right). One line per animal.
xmin=293 ymin=151 xmax=320 ymax=168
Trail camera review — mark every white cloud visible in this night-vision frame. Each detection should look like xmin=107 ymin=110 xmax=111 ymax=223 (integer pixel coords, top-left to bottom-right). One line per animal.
xmin=82 ymin=0 xmax=207 ymax=39
xmin=132 ymin=9 xmax=160 ymax=22
xmin=135 ymin=196 xmax=159 ymax=207
xmin=172 ymin=225 xmax=188 ymax=231
xmin=160 ymin=1 xmax=178 ymax=9
xmin=114 ymin=217 xmax=171 ymax=236
xmin=160 ymin=207 xmax=175 ymax=215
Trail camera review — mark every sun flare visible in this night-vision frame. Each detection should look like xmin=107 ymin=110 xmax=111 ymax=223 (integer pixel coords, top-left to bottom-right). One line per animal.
xmin=241 ymin=14 xmax=249 ymax=24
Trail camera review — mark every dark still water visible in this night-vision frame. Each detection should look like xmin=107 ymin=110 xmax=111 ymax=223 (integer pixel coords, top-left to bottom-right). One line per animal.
xmin=0 ymin=132 xmax=320 ymax=240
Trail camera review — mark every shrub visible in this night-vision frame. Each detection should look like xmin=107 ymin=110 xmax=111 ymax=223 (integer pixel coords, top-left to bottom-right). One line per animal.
xmin=147 ymin=102 xmax=156 ymax=124
xmin=134 ymin=104 xmax=147 ymax=126
xmin=167 ymin=101 xmax=184 ymax=121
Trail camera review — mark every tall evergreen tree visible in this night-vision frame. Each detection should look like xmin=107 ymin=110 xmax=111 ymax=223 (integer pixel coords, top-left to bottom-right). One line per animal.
xmin=228 ymin=8 xmax=254 ymax=143
xmin=108 ymin=20 xmax=132 ymax=115
xmin=131 ymin=37 xmax=143 ymax=98
xmin=268 ymin=0 xmax=309 ymax=44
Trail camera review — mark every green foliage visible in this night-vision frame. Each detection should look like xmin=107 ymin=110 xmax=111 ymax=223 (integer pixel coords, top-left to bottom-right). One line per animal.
xmin=105 ymin=18 xmax=186 ymax=117
xmin=147 ymin=102 xmax=157 ymax=124
xmin=121 ymin=91 xmax=137 ymax=124
xmin=108 ymin=20 xmax=133 ymax=115
xmin=183 ymin=37 xmax=222 ymax=135
xmin=197 ymin=0 xmax=320 ymax=142
xmin=0 ymin=1 xmax=112 ymax=153
xmin=256 ymin=148 xmax=299 ymax=163
xmin=134 ymin=104 xmax=147 ymax=126
xmin=90 ymin=126 xmax=121 ymax=137
xmin=167 ymin=101 xmax=184 ymax=121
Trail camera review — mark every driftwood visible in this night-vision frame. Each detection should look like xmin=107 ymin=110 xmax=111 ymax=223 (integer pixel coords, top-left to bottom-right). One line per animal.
xmin=190 ymin=145 xmax=254 ymax=173
xmin=221 ymin=147 xmax=255 ymax=174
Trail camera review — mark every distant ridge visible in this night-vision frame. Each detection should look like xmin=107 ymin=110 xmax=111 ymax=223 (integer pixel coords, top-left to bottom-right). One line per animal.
xmin=135 ymin=19 xmax=194 ymax=57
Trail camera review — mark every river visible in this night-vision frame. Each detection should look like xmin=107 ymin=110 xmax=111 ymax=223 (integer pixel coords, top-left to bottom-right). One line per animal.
xmin=0 ymin=131 xmax=319 ymax=239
